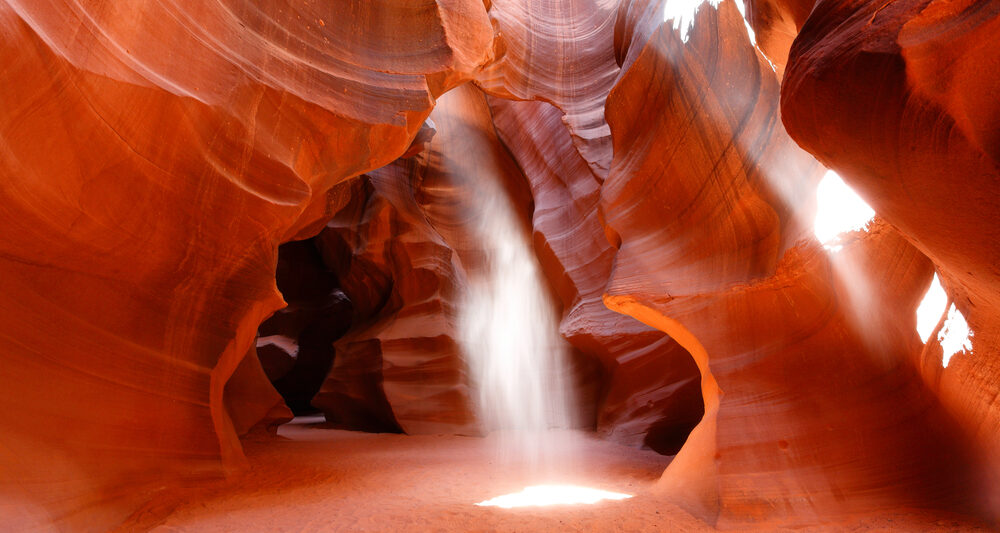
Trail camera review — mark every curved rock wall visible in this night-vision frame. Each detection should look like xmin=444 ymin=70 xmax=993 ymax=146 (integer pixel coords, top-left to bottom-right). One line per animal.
xmin=473 ymin=0 xmax=707 ymax=454
xmin=0 ymin=1 xmax=493 ymax=529
xmin=2 ymin=0 xmax=999 ymax=529
xmin=600 ymin=0 xmax=989 ymax=526
xmin=477 ymin=0 xmax=623 ymax=176
xmin=782 ymin=0 xmax=1000 ymax=507
xmin=256 ymin=239 xmax=352 ymax=415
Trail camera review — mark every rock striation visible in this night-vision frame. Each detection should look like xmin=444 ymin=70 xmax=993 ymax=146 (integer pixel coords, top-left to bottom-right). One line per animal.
xmin=0 ymin=0 xmax=493 ymax=529
xmin=782 ymin=0 xmax=1000 ymax=508
xmin=489 ymin=97 xmax=704 ymax=454
xmin=1 ymin=0 xmax=998 ymax=530
xmin=600 ymin=0 xmax=990 ymax=526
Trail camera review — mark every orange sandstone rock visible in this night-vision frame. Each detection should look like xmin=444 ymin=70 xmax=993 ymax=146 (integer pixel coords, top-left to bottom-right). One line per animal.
xmin=782 ymin=0 xmax=1000 ymax=507
xmin=477 ymin=0 xmax=623 ymax=176
xmin=314 ymin=84 xmax=545 ymax=435
xmin=602 ymin=0 xmax=985 ymax=526
xmin=0 ymin=1 xmax=493 ymax=529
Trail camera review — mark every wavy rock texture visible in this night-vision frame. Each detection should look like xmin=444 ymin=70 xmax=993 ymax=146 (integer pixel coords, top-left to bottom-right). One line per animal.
xmin=743 ymin=0 xmax=815 ymax=73
xmin=477 ymin=0 xmax=622 ymax=176
xmin=312 ymin=160 xmax=481 ymax=435
xmin=600 ymin=0 xmax=986 ymax=526
xmin=477 ymin=0 xmax=706 ymax=454
xmin=305 ymin=178 xmax=403 ymax=433
xmin=0 ymin=1 xmax=493 ymax=529
xmin=2 ymin=0 xmax=999 ymax=530
xmin=489 ymin=97 xmax=704 ymax=454
xmin=782 ymin=0 xmax=1000 ymax=500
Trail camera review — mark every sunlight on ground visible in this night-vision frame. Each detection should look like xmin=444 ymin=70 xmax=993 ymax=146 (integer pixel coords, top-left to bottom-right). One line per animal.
xmin=475 ymin=485 xmax=633 ymax=508
xmin=916 ymin=274 xmax=974 ymax=367
xmin=814 ymin=170 xmax=875 ymax=250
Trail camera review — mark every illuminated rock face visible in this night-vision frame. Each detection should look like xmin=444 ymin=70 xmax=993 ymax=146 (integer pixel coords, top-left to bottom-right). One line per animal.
xmin=295 ymin=76 xmax=703 ymax=448
xmin=1 ymin=0 xmax=999 ymax=530
xmin=0 ymin=1 xmax=493 ymax=529
xmin=600 ymin=0 xmax=991 ymax=526
xmin=312 ymin=146 xmax=484 ymax=436
xmin=310 ymin=84 xmax=618 ymax=437
xmin=782 ymin=0 xmax=1000 ymax=497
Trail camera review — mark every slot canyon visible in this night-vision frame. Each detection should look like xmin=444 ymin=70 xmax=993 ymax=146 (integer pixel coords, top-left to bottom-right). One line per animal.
xmin=0 ymin=0 xmax=998 ymax=531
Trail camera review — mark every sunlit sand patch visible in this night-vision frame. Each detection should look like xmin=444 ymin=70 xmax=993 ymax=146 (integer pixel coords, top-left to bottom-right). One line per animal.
xmin=476 ymin=485 xmax=633 ymax=508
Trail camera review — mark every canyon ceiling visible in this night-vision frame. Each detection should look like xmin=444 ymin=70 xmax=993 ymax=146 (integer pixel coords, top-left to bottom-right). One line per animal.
xmin=0 ymin=0 xmax=998 ymax=530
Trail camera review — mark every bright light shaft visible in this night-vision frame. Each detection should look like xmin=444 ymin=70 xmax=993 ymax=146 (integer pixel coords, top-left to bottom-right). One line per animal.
xmin=476 ymin=485 xmax=633 ymax=508
xmin=457 ymin=168 xmax=573 ymax=464
xmin=814 ymin=170 xmax=875 ymax=249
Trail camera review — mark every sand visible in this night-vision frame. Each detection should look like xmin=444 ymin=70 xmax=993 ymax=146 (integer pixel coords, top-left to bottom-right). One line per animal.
xmin=119 ymin=417 xmax=991 ymax=532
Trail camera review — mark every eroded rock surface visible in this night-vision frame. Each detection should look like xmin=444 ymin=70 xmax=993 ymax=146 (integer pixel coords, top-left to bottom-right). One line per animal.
xmin=600 ymin=0 xmax=991 ymax=526
xmin=256 ymin=240 xmax=352 ymax=415
xmin=314 ymin=84 xmax=571 ymax=436
xmin=2 ymin=0 xmax=999 ymax=530
xmin=782 ymin=0 xmax=1000 ymax=501
xmin=0 ymin=1 xmax=493 ymax=529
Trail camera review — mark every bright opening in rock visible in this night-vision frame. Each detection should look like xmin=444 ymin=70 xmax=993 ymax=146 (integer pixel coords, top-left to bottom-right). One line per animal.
xmin=662 ymin=0 xmax=758 ymax=46
xmin=917 ymin=275 xmax=948 ymax=343
xmin=814 ymin=170 xmax=875 ymax=251
xmin=938 ymin=305 xmax=973 ymax=367
xmin=663 ymin=0 xmax=721 ymax=43
xmin=916 ymin=274 xmax=974 ymax=367
xmin=475 ymin=485 xmax=633 ymax=508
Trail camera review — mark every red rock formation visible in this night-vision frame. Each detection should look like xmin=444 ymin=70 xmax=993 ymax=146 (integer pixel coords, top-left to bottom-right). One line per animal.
xmin=600 ymin=0 xmax=985 ymax=526
xmin=315 ymin=83 xmax=629 ymax=436
xmin=477 ymin=0 xmax=623 ymax=176
xmin=313 ymin=161 xmax=481 ymax=435
xmin=225 ymin=347 xmax=293 ymax=437
xmin=781 ymin=0 xmax=1000 ymax=506
xmin=0 ymin=1 xmax=493 ymax=529
xmin=476 ymin=0 xmax=705 ymax=453
xmin=2 ymin=0 xmax=998 ymax=530
xmin=743 ymin=0 xmax=816 ymax=72
xmin=608 ymin=224 xmax=985 ymax=526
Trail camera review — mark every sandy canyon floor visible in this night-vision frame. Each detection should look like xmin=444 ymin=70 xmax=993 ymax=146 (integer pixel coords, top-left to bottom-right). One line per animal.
xmin=122 ymin=418 xmax=991 ymax=532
